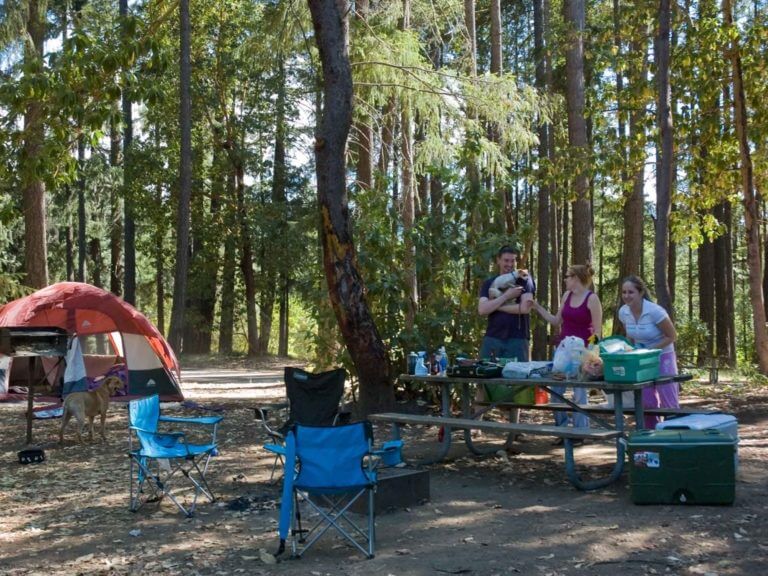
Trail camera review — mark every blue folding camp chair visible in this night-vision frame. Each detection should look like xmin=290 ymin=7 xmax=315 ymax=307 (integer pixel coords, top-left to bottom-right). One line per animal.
xmin=128 ymin=395 xmax=223 ymax=517
xmin=276 ymin=421 xmax=379 ymax=559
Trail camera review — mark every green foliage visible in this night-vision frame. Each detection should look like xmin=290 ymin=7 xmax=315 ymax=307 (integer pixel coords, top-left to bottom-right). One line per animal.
xmin=675 ymin=318 xmax=710 ymax=360
xmin=1 ymin=0 xmax=767 ymax=381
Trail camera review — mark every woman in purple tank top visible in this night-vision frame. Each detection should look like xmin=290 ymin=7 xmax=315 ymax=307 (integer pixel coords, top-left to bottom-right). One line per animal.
xmin=534 ymin=264 xmax=603 ymax=440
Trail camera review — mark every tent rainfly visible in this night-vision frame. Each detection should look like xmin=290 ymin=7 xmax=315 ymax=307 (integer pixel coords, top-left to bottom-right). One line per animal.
xmin=0 ymin=282 xmax=183 ymax=401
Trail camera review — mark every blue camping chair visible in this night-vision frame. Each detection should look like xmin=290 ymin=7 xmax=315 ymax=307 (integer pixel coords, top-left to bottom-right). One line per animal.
xmin=277 ymin=422 xmax=382 ymax=559
xmin=128 ymin=395 xmax=223 ymax=517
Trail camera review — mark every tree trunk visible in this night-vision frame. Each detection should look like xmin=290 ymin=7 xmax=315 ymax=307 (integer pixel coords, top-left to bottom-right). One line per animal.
xmin=401 ymin=112 xmax=417 ymax=329
xmin=88 ymin=238 xmax=102 ymax=288
xmin=183 ymin=135 xmax=222 ymax=354
xmin=22 ymin=0 xmax=48 ymax=289
xmin=258 ymin=59 xmax=290 ymax=354
xmin=563 ymin=0 xmax=591 ymax=264
xmin=109 ymin=111 xmax=123 ymax=296
xmin=613 ymin=32 xmax=649 ymax=334
xmin=218 ymin=169 xmax=238 ymax=355
xmin=723 ymin=201 xmax=736 ymax=365
xmin=278 ymin=272 xmax=289 ymax=356
xmin=353 ymin=0 xmax=373 ymax=193
xmin=65 ymin=210 xmax=74 ymax=281
xmin=532 ymin=0 xmax=551 ymax=359
xmin=714 ymin=201 xmax=732 ymax=364
xmin=120 ymin=0 xmax=135 ymax=304
xmin=464 ymin=0 xmax=486 ymax=292
xmin=724 ymin=0 xmax=768 ymax=372
xmin=168 ymin=0 xmax=192 ymax=352
xmin=77 ymin=136 xmax=87 ymax=282
xmin=154 ymin=179 xmax=166 ymax=336
xmin=698 ymin=238 xmax=715 ymax=364
xmin=237 ymin=166 xmax=259 ymax=357
xmin=376 ymin=98 xmax=396 ymax=193
xmin=399 ymin=0 xmax=418 ymax=330
xmin=307 ymin=0 xmax=394 ymax=416
xmin=653 ymin=0 xmax=673 ymax=315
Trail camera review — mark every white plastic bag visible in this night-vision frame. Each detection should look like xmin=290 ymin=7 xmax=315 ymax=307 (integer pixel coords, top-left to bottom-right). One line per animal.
xmin=552 ymin=336 xmax=586 ymax=376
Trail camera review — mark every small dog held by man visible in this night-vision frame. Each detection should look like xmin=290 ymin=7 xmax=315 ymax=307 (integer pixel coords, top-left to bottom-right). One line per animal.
xmin=488 ymin=269 xmax=534 ymax=313
xmin=59 ymin=376 xmax=124 ymax=445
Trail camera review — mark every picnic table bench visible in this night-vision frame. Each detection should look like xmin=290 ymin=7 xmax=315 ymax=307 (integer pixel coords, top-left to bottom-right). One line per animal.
xmin=472 ymin=401 xmax=713 ymax=417
xmin=368 ymin=413 xmax=621 ymax=441
xmin=370 ymin=373 xmax=694 ymax=491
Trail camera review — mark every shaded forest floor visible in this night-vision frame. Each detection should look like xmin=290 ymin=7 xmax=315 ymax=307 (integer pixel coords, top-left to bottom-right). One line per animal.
xmin=1 ymin=356 xmax=767 ymax=576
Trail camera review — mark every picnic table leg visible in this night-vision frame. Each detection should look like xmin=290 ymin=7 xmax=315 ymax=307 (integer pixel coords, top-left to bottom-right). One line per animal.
xmin=563 ymin=390 xmax=628 ymax=490
xmin=633 ymin=388 xmax=645 ymax=430
xmin=461 ymin=383 xmax=504 ymax=456
xmin=564 ymin=437 xmax=626 ymax=490
xmin=399 ymin=381 xmax=454 ymax=466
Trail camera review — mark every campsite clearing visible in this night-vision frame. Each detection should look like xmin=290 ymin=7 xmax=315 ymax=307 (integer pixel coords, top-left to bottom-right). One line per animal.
xmin=1 ymin=357 xmax=766 ymax=576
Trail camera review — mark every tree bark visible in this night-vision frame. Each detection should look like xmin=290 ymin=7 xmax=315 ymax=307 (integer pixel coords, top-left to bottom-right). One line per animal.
xmin=533 ymin=0 xmax=551 ymax=358
xmin=22 ymin=0 xmax=49 ymax=289
xmin=154 ymin=178 xmax=166 ymax=335
xmin=120 ymin=0 xmax=135 ymax=304
xmin=258 ymin=59 xmax=290 ymax=354
xmin=723 ymin=0 xmax=768 ymax=372
xmin=698 ymin=237 xmax=715 ymax=364
xmin=308 ymin=0 xmax=394 ymax=416
xmin=237 ymin=166 xmax=259 ymax=357
xmin=77 ymin=136 xmax=87 ymax=282
xmin=218 ymin=169 xmax=238 ymax=355
xmin=400 ymin=0 xmax=418 ymax=329
xmin=168 ymin=0 xmax=193 ymax=352
xmin=278 ymin=273 xmax=289 ymax=357
xmin=352 ymin=0 xmax=373 ymax=193
xmin=109 ymin=111 xmax=123 ymax=296
xmin=613 ymin=30 xmax=649 ymax=334
xmin=654 ymin=0 xmax=674 ymax=315
xmin=563 ymin=0 xmax=591 ymax=264
xmin=714 ymin=201 xmax=732 ymax=364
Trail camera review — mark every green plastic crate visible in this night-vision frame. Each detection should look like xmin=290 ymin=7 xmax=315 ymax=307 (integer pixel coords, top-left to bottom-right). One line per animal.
xmin=627 ymin=429 xmax=736 ymax=505
xmin=601 ymin=348 xmax=661 ymax=382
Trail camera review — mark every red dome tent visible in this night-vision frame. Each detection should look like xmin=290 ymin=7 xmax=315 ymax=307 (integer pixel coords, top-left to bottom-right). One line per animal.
xmin=0 ymin=282 xmax=183 ymax=401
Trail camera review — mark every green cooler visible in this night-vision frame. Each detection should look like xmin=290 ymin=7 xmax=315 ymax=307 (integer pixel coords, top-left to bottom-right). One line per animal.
xmin=627 ymin=429 xmax=736 ymax=505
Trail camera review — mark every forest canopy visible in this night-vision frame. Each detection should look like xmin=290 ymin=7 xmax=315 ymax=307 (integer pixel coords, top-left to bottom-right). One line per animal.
xmin=1 ymin=0 xmax=768 ymax=388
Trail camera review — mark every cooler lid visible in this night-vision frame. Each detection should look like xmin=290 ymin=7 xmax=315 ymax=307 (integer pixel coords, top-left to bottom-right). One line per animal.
xmin=601 ymin=348 xmax=662 ymax=360
xmin=628 ymin=429 xmax=735 ymax=446
xmin=656 ymin=413 xmax=736 ymax=430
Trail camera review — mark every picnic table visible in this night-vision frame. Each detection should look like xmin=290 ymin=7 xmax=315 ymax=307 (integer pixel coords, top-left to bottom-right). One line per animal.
xmin=370 ymin=373 xmax=693 ymax=491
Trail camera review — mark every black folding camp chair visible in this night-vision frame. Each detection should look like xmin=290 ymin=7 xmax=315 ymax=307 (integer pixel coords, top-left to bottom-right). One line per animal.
xmin=255 ymin=367 xmax=347 ymax=482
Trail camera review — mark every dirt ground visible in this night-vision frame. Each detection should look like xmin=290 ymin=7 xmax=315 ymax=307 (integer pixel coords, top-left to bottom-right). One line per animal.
xmin=1 ymin=359 xmax=766 ymax=576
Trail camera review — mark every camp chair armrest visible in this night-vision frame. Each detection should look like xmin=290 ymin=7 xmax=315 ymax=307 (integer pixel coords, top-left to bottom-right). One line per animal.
xmin=130 ymin=425 xmax=186 ymax=440
xmin=264 ymin=443 xmax=287 ymax=456
xmin=254 ymin=402 xmax=289 ymax=420
xmin=160 ymin=415 xmax=223 ymax=426
xmin=254 ymin=403 xmax=289 ymax=438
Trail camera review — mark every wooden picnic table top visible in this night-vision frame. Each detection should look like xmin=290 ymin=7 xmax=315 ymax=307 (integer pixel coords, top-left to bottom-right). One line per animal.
xmin=398 ymin=373 xmax=683 ymax=391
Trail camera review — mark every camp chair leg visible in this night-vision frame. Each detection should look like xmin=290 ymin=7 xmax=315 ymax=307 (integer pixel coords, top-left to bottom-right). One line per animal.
xmin=367 ymin=487 xmax=375 ymax=558
xmin=129 ymin=454 xmax=164 ymax=512
xmin=268 ymin=452 xmax=284 ymax=484
xmin=129 ymin=454 xmax=215 ymax=518
xmin=292 ymin=489 xmax=374 ymax=558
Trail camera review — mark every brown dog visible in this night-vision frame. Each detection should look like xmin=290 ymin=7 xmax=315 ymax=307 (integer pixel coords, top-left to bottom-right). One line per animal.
xmin=59 ymin=376 xmax=124 ymax=445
